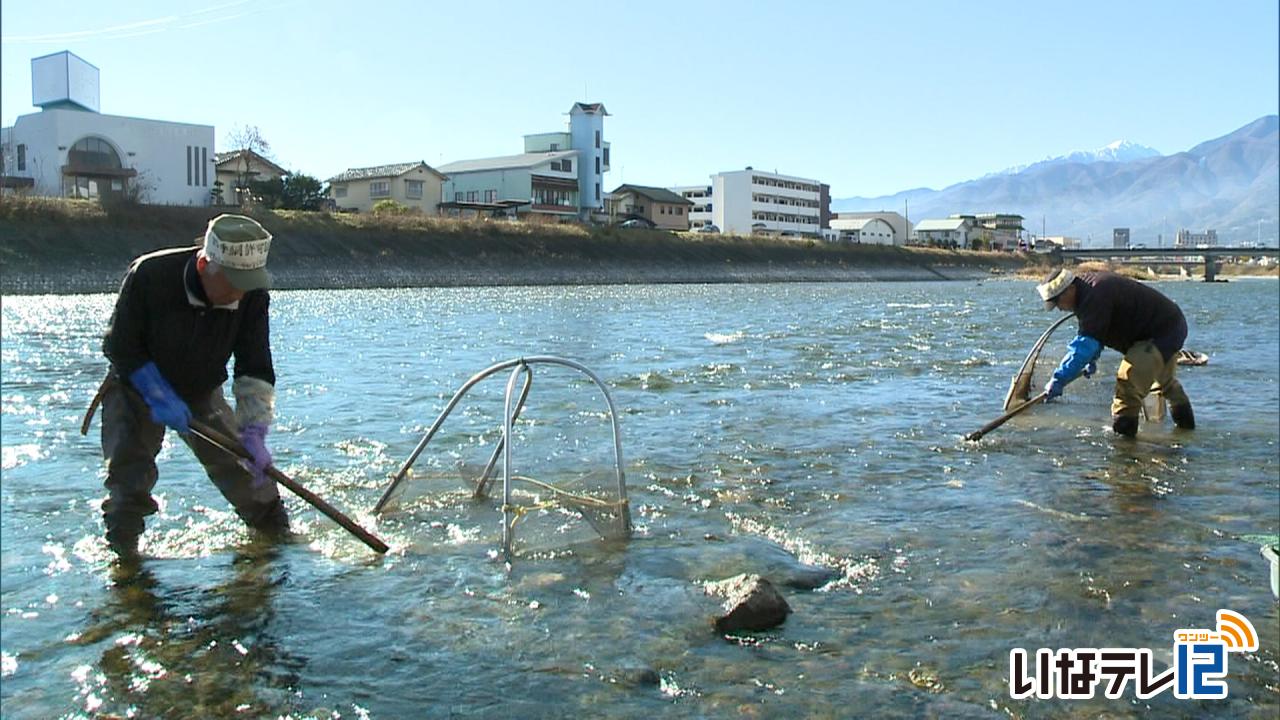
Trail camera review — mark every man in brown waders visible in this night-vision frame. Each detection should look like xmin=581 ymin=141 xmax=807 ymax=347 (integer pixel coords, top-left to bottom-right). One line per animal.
xmin=1036 ymin=268 xmax=1195 ymax=438
xmin=94 ymin=214 xmax=288 ymax=558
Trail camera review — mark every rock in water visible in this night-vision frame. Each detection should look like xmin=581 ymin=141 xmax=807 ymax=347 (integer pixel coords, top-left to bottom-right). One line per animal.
xmin=705 ymin=573 xmax=791 ymax=632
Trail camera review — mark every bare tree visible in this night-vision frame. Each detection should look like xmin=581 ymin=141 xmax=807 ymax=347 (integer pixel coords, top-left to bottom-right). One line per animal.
xmin=224 ymin=125 xmax=273 ymax=206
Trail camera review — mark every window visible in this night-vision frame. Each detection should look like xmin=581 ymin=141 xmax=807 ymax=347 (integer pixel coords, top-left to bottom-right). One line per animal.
xmin=335 ymin=185 xmax=348 ymax=198
xmin=484 ymin=189 xmax=497 ymax=203
xmin=550 ymin=143 xmax=559 ymax=151
xmin=16 ymin=144 xmax=25 ymax=171
xmin=405 ymin=179 xmax=424 ymax=199
xmin=370 ymin=180 xmax=390 ymax=197
xmin=466 ymin=190 xmax=478 ymax=201
xmin=562 ymin=158 xmax=571 ymax=173
xmin=595 ymin=157 xmax=600 ymax=174
xmin=602 ymin=147 xmax=609 ymax=166
xmin=595 ymin=183 xmax=600 ymax=201
xmin=595 ymin=130 xmax=600 ymax=148
xmin=455 ymin=191 xmax=464 ymax=202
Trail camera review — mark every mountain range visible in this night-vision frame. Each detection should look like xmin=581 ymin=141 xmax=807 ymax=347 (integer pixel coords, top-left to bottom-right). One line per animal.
xmin=832 ymin=115 xmax=1279 ymax=246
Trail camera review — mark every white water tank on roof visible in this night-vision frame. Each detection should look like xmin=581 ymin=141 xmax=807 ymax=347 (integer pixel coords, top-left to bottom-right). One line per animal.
xmin=31 ymin=51 xmax=100 ymax=113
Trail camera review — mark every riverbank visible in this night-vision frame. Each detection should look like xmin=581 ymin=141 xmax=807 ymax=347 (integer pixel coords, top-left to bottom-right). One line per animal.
xmin=0 ymin=198 xmax=1045 ymax=294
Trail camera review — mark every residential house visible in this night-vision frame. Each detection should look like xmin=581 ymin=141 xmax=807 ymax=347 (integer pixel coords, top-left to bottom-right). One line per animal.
xmin=913 ymin=218 xmax=971 ymax=247
xmin=1 ymin=51 xmax=214 ymax=204
xmin=327 ymin=161 xmax=447 ymax=213
xmin=672 ymin=167 xmax=829 ymax=236
xmin=829 ymin=216 xmax=896 ymax=245
xmin=213 ymin=149 xmax=288 ymax=206
xmin=439 ymin=102 xmax=611 ymax=220
xmin=606 ymin=184 xmax=693 ymax=230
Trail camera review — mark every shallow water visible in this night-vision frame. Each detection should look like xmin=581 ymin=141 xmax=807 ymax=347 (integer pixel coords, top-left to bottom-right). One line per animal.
xmin=2 ymin=279 xmax=1277 ymax=718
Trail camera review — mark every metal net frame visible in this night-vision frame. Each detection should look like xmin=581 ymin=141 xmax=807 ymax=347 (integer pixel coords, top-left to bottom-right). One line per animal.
xmin=373 ymin=356 xmax=632 ymax=559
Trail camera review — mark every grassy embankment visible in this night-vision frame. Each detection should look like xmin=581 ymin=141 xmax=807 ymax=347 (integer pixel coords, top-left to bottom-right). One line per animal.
xmin=0 ymin=197 xmax=1049 ymax=294
xmin=1015 ymin=258 xmax=1278 ymax=281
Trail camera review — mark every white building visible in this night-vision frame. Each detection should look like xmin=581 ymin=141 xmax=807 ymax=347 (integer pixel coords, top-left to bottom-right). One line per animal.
xmin=831 ymin=211 xmax=911 ymax=246
xmin=1 ymin=51 xmax=215 ymax=205
xmin=672 ymin=184 xmax=714 ymax=230
xmin=672 ymin=168 xmax=828 ymax=236
xmin=830 ymin=216 xmax=896 ymax=245
xmin=913 ymin=218 xmax=971 ymax=247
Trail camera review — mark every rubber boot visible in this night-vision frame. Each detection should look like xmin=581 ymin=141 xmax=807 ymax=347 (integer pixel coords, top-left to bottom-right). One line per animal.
xmin=104 ymin=513 xmax=145 ymax=561
xmin=1111 ymin=414 xmax=1139 ymax=438
xmin=244 ymin=498 xmax=291 ymax=541
xmin=1170 ymin=402 xmax=1196 ymax=430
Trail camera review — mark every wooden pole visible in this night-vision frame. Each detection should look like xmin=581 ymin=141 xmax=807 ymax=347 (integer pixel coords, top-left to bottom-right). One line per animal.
xmin=965 ymin=392 xmax=1049 ymax=442
xmin=188 ymin=419 xmax=389 ymax=554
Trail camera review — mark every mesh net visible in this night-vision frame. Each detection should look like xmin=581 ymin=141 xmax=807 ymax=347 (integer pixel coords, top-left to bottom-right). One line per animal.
xmin=1005 ymin=317 xmax=1163 ymax=421
xmin=376 ymin=365 xmax=630 ymax=556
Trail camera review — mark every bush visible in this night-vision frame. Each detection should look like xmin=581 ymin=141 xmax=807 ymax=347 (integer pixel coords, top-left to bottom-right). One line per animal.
xmin=371 ymin=199 xmax=411 ymax=215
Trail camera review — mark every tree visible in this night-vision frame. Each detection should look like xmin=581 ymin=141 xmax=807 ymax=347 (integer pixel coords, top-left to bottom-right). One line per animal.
xmin=223 ymin=125 xmax=273 ymax=206
xmin=280 ymin=174 xmax=326 ymax=210
xmin=244 ymin=173 xmax=327 ymax=211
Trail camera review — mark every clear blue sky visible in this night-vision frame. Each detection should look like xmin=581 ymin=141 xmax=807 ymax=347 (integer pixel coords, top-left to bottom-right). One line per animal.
xmin=3 ymin=0 xmax=1277 ymax=199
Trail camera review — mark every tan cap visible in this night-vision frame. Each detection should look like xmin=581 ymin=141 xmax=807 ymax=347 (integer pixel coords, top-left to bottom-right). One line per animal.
xmin=1036 ymin=269 xmax=1074 ymax=309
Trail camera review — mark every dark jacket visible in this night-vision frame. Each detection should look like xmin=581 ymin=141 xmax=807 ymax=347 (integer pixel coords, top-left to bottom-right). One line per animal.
xmin=103 ymin=246 xmax=274 ymax=401
xmin=1073 ymin=271 xmax=1187 ymax=361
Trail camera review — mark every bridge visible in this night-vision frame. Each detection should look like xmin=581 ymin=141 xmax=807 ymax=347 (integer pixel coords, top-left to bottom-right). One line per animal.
xmin=1058 ymin=246 xmax=1280 ymax=281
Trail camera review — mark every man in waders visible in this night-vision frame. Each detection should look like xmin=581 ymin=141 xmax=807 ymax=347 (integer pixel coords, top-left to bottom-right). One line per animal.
xmin=95 ymin=214 xmax=288 ymax=558
xmin=1036 ymin=268 xmax=1195 ymax=438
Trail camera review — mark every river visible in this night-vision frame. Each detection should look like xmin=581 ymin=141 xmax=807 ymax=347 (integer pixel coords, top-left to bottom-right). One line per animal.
xmin=2 ymin=279 xmax=1277 ymax=718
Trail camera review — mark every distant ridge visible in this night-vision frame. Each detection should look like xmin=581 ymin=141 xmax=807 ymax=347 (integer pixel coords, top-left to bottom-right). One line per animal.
xmin=834 ymin=116 xmax=1279 ymax=246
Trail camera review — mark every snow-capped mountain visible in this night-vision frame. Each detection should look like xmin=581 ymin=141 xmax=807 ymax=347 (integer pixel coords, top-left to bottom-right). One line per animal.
xmin=830 ymin=115 xmax=1279 ymax=246
xmin=988 ymin=140 xmax=1162 ymax=177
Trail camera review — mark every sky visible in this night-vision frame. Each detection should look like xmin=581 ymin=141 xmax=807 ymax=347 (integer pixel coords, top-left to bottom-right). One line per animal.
xmin=2 ymin=0 xmax=1277 ymax=199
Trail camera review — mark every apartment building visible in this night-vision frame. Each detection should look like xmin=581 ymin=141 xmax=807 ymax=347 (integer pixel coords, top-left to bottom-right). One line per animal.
xmin=671 ymin=168 xmax=829 ymax=236
xmin=1175 ymin=228 xmax=1218 ymax=248
xmin=672 ymin=184 xmax=714 ymax=229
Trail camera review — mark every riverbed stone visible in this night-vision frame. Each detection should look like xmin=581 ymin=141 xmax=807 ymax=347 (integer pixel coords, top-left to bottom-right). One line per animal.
xmin=705 ymin=573 xmax=791 ymax=632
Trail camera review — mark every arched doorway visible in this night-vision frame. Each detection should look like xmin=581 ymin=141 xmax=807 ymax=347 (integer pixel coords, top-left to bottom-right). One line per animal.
xmin=62 ymin=136 xmax=136 ymax=201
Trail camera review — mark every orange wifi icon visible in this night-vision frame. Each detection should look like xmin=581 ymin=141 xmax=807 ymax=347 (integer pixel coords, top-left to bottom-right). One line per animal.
xmin=1216 ymin=610 xmax=1258 ymax=652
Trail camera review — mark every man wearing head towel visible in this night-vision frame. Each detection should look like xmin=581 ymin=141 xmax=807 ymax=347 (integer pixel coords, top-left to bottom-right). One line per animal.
xmin=1036 ymin=268 xmax=1194 ymax=438
xmin=98 ymin=214 xmax=287 ymax=557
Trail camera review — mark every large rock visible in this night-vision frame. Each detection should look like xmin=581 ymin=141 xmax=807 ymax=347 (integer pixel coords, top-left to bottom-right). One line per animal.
xmin=705 ymin=574 xmax=791 ymax=632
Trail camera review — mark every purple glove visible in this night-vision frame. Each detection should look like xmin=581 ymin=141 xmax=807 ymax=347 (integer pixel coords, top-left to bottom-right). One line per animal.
xmin=240 ymin=423 xmax=272 ymax=484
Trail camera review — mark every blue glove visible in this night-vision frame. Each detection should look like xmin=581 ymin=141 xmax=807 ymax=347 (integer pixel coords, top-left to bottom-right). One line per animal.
xmin=239 ymin=422 xmax=272 ymax=485
xmin=1082 ymin=361 xmax=1097 ymax=379
xmin=129 ymin=362 xmax=191 ymax=433
xmin=1044 ymin=378 xmax=1065 ymax=401
xmin=1051 ymin=334 xmax=1103 ymax=387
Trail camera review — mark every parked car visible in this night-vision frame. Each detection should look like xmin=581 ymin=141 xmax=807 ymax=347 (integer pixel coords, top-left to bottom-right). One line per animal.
xmin=619 ymin=218 xmax=655 ymax=229
xmin=695 ymin=223 xmax=720 ymax=234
